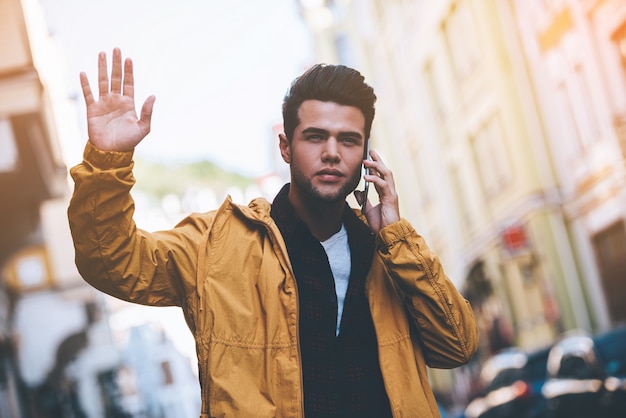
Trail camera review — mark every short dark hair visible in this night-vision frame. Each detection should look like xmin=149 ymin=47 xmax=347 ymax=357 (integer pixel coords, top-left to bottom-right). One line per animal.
xmin=282 ymin=64 xmax=376 ymax=141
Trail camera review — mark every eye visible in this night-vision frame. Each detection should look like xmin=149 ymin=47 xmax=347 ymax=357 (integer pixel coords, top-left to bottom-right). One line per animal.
xmin=307 ymin=134 xmax=323 ymax=141
xmin=340 ymin=137 xmax=359 ymax=145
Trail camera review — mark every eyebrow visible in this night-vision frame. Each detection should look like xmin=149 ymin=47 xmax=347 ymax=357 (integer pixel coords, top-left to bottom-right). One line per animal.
xmin=301 ymin=127 xmax=364 ymax=140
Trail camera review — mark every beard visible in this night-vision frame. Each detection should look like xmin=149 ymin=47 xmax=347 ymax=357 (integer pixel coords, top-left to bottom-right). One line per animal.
xmin=290 ymin=163 xmax=362 ymax=204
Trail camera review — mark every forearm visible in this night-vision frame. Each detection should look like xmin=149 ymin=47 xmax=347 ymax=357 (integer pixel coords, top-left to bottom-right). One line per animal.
xmin=377 ymin=219 xmax=478 ymax=368
xmin=67 ymin=142 xmax=191 ymax=306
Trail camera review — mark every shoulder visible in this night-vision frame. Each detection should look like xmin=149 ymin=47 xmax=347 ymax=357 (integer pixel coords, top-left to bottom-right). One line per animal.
xmin=203 ymin=195 xmax=274 ymax=229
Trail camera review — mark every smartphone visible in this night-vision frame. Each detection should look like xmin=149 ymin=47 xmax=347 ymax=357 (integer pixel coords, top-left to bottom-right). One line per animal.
xmin=361 ymin=140 xmax=370 ymax=213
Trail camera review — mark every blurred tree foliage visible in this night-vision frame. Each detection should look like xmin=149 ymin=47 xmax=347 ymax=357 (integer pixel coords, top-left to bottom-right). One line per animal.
xmin=133 ymin=158 xmax=256 ymax=199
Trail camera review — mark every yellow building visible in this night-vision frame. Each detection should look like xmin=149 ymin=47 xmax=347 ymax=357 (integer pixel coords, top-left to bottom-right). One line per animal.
xmin=296 ymin=0 xmax=626 ymax=404
xmin=511 ymin=0 xmax=626 ymax=332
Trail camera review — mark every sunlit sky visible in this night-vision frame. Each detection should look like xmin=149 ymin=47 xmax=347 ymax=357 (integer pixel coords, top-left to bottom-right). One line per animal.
xmin=40 ymin=0 xmax=315 ymax=177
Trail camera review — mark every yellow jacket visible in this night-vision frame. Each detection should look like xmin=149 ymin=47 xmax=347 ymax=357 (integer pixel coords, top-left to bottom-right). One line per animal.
xmin=68 ymin=142 xmax=478 ymax=417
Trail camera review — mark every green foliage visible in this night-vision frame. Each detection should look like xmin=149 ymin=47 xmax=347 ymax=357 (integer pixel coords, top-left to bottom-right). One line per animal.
xmin=132 ymin=157 xmax=255 ymax=199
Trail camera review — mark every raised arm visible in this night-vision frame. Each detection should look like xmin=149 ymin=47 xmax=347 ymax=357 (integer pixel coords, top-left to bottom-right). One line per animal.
xmin=80 ymin=47 xmax=155 ymax=151
xmin=68 ymin=49 xmax=198 ymax=307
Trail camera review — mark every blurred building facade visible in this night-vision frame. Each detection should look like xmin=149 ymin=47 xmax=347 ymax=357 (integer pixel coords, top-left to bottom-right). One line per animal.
xmin=0 ymin=0 xmax=78 ymax=414
xmin=297 ymin=0 xmax=626 ymax=406
xmin=0 ymin=0 xmax=201 ymax=417
xmin=511 ymin=0 xmax=626 ymax=334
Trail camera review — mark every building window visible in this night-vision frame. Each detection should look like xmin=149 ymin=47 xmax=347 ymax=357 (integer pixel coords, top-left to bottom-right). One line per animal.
xmin=554 ymin=80 xmax=585 ymax=153
xmin=423 ymin=61 xmax=445 ymax=124
xmin=472 ymin=114 xmax=512 ymax=198
xmin=568 ymin=64 xmax=599 ymax=148
xmin=592 ymin=221 xmax=626 ymax=323
xmin=443 ymin=0 xmax=481 ymax=81
xmin=553 ymin=63 xmax=600 ymax=153
xmin=450 ymin=164 xmax=472 ymax=233
xmin=407 ymin=141 xmax=433 ymax=207
xmin=423 ymin=60 xmax=453 ymax=147
xmin=549 ymin=49 xmax=599 ymax=153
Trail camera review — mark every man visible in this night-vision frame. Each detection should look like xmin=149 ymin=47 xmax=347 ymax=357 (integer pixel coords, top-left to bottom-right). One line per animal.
xmin=68 ymin=48 xmax=478 ymax=417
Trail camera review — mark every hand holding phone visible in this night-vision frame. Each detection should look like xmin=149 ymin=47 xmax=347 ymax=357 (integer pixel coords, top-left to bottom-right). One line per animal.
xmin=361 ymin=140 xmax=370 ymax=213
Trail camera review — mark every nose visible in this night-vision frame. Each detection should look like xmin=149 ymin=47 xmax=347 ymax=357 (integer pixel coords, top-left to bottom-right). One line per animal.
xmin=321 ymin=137 xmax=340 ymax=162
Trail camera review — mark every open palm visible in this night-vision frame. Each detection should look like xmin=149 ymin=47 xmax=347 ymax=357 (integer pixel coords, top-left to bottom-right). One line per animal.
xmin=80 ymin=48 xmax=155 ymax=152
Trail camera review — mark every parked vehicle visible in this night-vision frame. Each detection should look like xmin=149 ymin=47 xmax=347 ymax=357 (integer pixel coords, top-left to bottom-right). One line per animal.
xmin=594 ymin=326 xmax=626 ymax=415
xmin=464 ymin=346 xmax=550 ymax=418
xmin=542 ymin=326 xmax=626 ymax=418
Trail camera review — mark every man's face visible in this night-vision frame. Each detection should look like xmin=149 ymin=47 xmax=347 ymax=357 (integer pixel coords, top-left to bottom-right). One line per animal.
xmin=279 ymin=100 xmax=366 ymax=206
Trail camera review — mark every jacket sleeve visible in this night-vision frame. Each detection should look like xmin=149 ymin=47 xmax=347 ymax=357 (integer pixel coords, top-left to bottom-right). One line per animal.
xmin=377 ymin=219 xmax=479 ymax=368
xmin=67 ymin=141 xmax=210 ymax=307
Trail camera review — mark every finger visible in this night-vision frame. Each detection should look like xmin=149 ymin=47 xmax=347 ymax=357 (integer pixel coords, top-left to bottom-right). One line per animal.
xmin=122 ymin=57 xmax=134 ymax=98
xmin=367 ymin=150 xmax=395 ymax=185
xmin=366 ymin=173 xmax=398 ymax=217
xmin=138 ymin=95 xmax=156 ymax=133
xmin=364 ymin=154 xmax=397 ymax=200
xmin=364 ymin=158 xmax=387 ymax=180
xmin=363 ymin=172 xmax=385 ymax=191
xmin=366 ymin=166 xmax=395 ymax=193
xmin=97 ymin=51 xmax=109 ymax=98
xmin=110 ymin=48 xmax=122 ymax=94
xmin=79 ymin=72 xmax=95 ymax=106
xmin=369 ymin=149 xmax=388 ymax=169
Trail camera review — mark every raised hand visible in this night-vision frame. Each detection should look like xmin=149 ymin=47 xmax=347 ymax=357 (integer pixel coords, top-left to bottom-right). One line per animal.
xmin=80 ymin=48 xmax=155 ymax=152
xmin=354 ymin=149 xmax=400 ymax=233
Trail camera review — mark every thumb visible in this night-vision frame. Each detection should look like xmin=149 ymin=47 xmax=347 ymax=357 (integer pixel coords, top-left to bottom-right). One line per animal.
xmin=139 ymin=95 xmax=156 ymax=129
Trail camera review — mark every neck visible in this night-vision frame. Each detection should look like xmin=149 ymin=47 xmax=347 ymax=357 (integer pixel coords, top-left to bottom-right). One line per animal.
xmin=288 ymin=192 xmax=345 ymax=242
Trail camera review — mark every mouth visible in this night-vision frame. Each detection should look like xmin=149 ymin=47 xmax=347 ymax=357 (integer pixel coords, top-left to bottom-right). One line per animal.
xmin=316 ymin=168 xmax=344 ymax=182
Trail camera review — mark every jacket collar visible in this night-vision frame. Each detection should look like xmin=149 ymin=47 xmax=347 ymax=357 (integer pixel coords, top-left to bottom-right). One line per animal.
xmin=270 ymin=183 xmax=373 ymax=245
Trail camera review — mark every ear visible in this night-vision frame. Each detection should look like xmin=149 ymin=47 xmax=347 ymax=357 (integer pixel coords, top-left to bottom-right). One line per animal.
xmin=278 ymin=133 xmax=291 ymax=164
